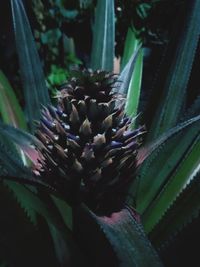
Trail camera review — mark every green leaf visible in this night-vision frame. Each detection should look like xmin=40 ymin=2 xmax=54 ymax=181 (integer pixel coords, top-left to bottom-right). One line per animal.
xmin=117 ymin=43 xmax=142 ymax=97
xmin=125 ymin=51 xmax=143 ymax=119
xmin=147 ymin=0 xmax=200 ymax=141
xmin=5 ymin=181 xmax=65 ymax=232
xmin=51 ymin=196 xmax=73 ymax=230
xmin=90 ymin=0 xmax=115 ymax=71
xmin=2 ymin=180 xmax=82 ymax=266
xmin=127 ymin=114 xmax=200 ymax=211
xmin=150 ymin=171 xmax=200 ymax=248
xmin=0 ymin=122 xmax=43 ymax=157
xmin=0 ymin=132 xmax=29 ymax=177
xmin=118 ymin=29 xmax=143 ymax=121
xmin=0 ymin=122 xmax=47 ymax=176
xmin=40 ymin=29 xmax=62 ymax=45
xmin=142 ymin=135 xmax=200 ymax=233
xmin=0 ymin=182 xmax=45 ymax=266
xmin=48 ymin=223 xmax=71 ymax=266
xmin=10 ymin=0 xmax=50 ymax=132
xmin=0 ymin=70 xmax=27 ymax=129
xmin=0 ymin=71 xmax=28 ymax=165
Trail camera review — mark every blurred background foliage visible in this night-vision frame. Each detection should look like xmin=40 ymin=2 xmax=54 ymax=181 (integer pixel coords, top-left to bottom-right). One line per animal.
xmin=0 ymin=0 xmax=189 ymax=102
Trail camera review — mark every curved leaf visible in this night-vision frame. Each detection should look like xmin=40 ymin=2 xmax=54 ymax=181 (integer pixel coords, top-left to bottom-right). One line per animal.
xmin=116 ymin=44 xmax=141 ymax=96
xmin=118 ymin=28 xmax=143 ymax=121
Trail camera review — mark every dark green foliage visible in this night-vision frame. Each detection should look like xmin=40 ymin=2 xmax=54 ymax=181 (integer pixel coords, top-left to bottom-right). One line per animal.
xmin=11 ymin=0 xmax=50 ymax=132
xmin=0 ymin=181 xmax=60 ymax=267
xmin=147 ymin=0 xmax=200 ymax=141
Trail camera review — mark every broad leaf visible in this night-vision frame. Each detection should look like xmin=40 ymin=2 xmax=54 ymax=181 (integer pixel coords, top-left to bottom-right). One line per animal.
xmin=90 ymin=0 xmax=115 ymax=71
xmin=10 ymin=0 xmax=50 ymax=132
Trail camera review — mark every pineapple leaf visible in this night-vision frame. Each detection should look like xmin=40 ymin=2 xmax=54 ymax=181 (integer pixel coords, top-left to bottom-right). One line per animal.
xmin=74 ymin=204 xmax=163 ymax=266
xmin=125 ymin=50 xmax=143 ymax=120
xmin=136 ymin=114 xmax=200 ymax=167
xmin=116 ymin=44 xmax=142 ymax=95
xmin=150 ymin=170 xmax=200 ymax=248
xmin=0 ymin=121 xmax=41 ymax=147
xmin=0 ymin=132 xmax=29 ymax=177
xmin=119 ymin=28 xmax=143 ymax=120
xmin=47 ymin=223 xmax=71 ymax=266
xmin=0 ymin=70 xmax=27 ymax=130
xmin=10 ymin=0 xmax=50 ymax=132
xmin=127 ymin=114 xmax=200 ymax=214
xmin=0 ymin=182 xmax=58 ymax=267
xmin=142 ymin=134 xmax=200 ymax=233
xmin=147 ymin=0 xmax=200 ymax=141
xmin=51 ymin=196 xmax=73 ymax=230
xmin=5 ymin=181 xmax=68 ymax=233
xmin=90 ymin=0 xmax=115 ymax=71
xmin=0 ymin=122 xmax=43 ymax=164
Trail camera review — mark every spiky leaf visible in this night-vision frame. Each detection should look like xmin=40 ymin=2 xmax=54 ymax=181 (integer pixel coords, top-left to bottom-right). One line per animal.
xmin=10 ymin=0 xmax=50 ymax=132
xmin=150 ymin=170 xmax=200 ymax=248
xmin=127 ymin=114 xmax=200 ymax=214
xmin=148 ymin=0 xmax=200 ymax=141
xmin=73 ymin=204 xmax=163 ymax=266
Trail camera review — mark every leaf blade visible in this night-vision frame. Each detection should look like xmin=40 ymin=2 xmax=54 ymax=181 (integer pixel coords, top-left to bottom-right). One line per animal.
xmin=11 ymin=0 xmax=50 ymax=132
xmin=90 ymin=0 xmax=115 ymax=71
xmin=0 ymin=70 xmax=27 ymax=129
xmin=147 ymin=0 xmax=200 ymax=141
xmin=142 ymin=136 xmax=200 ymax=233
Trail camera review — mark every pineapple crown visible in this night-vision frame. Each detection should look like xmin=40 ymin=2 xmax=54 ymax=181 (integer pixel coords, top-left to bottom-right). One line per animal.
xmin=34 ymin=69 xmax=145 ymax=214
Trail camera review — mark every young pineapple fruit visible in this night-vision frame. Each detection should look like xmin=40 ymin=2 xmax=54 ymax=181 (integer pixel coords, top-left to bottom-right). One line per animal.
xmin=35 ymin=69 xmax=145 ymax=214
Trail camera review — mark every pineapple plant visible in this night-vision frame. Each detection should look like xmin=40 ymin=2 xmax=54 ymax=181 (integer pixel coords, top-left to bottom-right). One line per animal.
xmin=0 ymin=0 xmax=199 ymax=266
xmin=35 ymin=69 xmax=145 ymax=214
